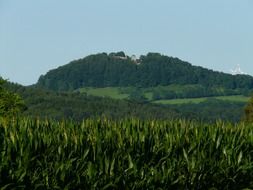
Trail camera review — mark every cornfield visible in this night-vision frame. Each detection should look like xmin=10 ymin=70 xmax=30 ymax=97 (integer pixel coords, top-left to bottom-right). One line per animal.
xmin=0 ymin=118 xmax=252 ymax=189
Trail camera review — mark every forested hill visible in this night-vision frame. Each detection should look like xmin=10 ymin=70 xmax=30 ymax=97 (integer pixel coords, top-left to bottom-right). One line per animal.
xmin=37 ymin=52 xmax=253 ymax=91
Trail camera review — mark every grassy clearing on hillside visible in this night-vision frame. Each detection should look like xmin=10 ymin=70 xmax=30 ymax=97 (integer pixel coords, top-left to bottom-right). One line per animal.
xmin=78 ymin=87 xmax=129 ymax=99
xmin=154 ymin=95 xmax=250 ymax=105
xmin=77 ymin=86 xmax=248 ymax=104
xmin=215 ymin=95 xmax=250 ymax=102
xmin=154 ymin=97 xmax=207 ymax=104
xmin=143 ymin=92 xmax=153 ymax=100
xmin=0 ymin=118 xmax=252 ymax=189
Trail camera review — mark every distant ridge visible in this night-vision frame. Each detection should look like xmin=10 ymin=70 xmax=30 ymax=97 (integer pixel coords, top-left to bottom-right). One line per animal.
xmin=36 ymin=52 xmax=253 ymax=91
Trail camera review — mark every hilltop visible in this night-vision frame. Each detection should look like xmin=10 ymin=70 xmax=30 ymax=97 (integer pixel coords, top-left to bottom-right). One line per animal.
xmin=37 ymin=52 xmax=253 ymax=91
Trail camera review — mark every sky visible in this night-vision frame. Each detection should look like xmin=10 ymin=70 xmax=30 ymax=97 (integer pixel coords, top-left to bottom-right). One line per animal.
xmin=0 ymin=0 xmax=253 ymax=86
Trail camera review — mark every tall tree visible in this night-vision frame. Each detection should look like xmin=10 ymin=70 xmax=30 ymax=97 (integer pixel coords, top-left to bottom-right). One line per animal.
xmin=0 ymin=78 xmax=25 ymax=117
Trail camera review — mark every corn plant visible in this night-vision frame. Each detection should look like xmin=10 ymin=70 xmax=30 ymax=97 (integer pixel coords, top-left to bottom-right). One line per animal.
xmin=0 ymin=117 xmax=252 ymax=189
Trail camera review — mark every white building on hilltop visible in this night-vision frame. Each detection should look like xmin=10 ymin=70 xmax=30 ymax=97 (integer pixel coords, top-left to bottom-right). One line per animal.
xmin=230 ymin=64 xmax=247 ymax=75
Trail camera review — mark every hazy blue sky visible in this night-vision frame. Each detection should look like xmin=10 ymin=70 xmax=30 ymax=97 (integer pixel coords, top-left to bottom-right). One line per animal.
xmin=1 ymin=0 xmax=253 ymax=85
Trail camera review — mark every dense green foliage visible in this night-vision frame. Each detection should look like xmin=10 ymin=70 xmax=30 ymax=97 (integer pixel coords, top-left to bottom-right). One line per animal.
xmin=0 ymin=78 xmax=25 ymax=117
xmin=37 ymin=53 xmax=253 ymax=96
xmin=0 ymin=118 xmax=252 ymax=189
